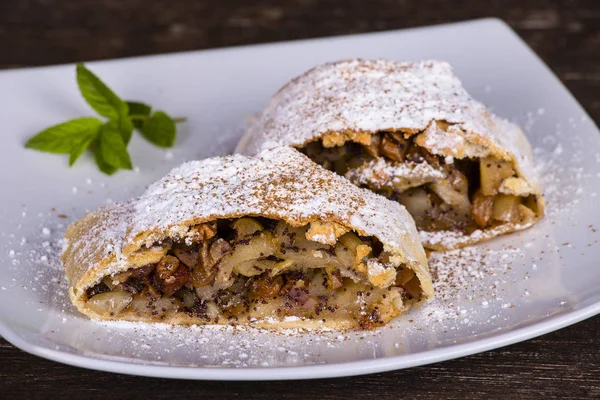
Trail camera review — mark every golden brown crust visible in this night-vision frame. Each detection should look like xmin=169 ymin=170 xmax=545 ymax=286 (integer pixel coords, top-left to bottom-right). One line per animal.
xmin=62 ymin=202 xmax=133 ymax=299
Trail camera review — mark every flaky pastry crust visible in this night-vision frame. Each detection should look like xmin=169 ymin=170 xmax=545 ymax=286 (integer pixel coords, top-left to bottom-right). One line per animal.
xmin=62 ymin=147 xmax=433 ymax=329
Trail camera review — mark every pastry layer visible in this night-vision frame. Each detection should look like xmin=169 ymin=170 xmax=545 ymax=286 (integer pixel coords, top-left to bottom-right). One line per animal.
xmin=236 ymin=60 xmax=545 ymax=250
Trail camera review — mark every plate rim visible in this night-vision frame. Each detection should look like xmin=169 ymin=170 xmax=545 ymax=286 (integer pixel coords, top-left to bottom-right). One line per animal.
xmin=1 ymin=301 xmax=599 ymax=380
xmin=2 ymin=16 xmax=600 ymax=380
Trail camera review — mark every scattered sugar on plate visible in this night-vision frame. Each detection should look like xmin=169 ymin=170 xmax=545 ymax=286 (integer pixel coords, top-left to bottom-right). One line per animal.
xmin=1 ymin=120 xmax=598 ymax=368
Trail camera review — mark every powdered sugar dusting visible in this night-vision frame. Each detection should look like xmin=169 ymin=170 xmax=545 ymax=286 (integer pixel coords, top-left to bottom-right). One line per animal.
xmin=127 ymin=146 xmax=425 ymax=264
xmin=422 ymin=246 xmax=523 ymax=322
xmin=241 ymin=59 xmax=538 ymax=183
xmin=244 ymin=60 xmax=489 ymax=151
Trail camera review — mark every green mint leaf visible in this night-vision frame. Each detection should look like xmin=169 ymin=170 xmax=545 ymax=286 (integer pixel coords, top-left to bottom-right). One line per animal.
xmin=127 ymin=101 xmax=151 ymax=116
xmin=76 ymin=63 xmax=128 ymax=119
xmin=98 ymin=121 xmax=133 ymax=169
xmin=93 ymin=144 xmax=118 ymax=175
xmin=69 ymin=132 xmax=97 ymax=166
xmin=140 ymin=111 xmax=176 ymax=148
xmin=126 ymin=101 xmax=152 ymax=129
xmin=119 ymin=116 xmax=135 ymax=145
xmin=25 ymin=117 xmax=102 ymax=154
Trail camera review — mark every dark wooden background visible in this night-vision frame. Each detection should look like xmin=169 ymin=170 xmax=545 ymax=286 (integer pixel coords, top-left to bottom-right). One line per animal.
xmin=1 ymin=0 xmax=599 ymax=398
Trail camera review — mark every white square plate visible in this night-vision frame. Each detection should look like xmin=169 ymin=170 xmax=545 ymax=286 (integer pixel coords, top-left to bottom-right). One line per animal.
xmin=1 ymin=18 xmax=600 ymax=380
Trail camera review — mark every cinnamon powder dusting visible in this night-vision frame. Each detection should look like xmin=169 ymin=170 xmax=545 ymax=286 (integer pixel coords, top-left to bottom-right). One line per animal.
xmin=241 ymin=59 xmax=539 ymax=187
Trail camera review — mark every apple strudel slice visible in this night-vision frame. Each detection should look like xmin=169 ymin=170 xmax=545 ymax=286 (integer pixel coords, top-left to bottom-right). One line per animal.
xmin=237 ymin=59 xmax=545 ymax=250
xmin=62 ymin=146 xmax=432 ymax=330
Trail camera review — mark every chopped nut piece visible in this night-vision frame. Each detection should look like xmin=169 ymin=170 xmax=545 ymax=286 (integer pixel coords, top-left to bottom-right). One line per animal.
xmin=110 ymin=270 xmax=132 ymax=285
xmin=187 ymin=222 xmax=217 ymax=242
xmin=305 ymin=221 xmax=349 ymax=245
xmin=191 ymin=265 xmax=214 ymax=288
xmin=206 ymin=238 xmax=232 ymax=271
xmin=102 ymin=276 xmax=120 ymax=290
xmin=209 ymin=238 xmax=231 ymax=264
xmin=152 ymin=255 xmax=191 ymax=296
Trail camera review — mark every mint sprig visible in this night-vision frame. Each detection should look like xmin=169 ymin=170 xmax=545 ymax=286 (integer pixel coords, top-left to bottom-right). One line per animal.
xmin=76 ymin=64 xmax=129 ymax=120
xmin=25 ymin=64 xmax=184 ymax=175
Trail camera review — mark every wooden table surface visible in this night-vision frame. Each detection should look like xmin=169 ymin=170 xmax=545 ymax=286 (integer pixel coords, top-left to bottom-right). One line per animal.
xmin=1 ymin=0 xmax=599 ymax=398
